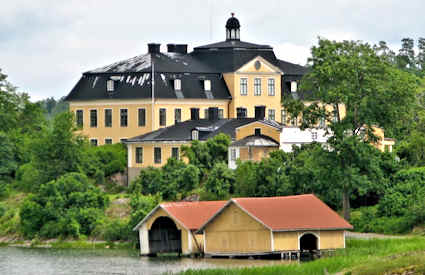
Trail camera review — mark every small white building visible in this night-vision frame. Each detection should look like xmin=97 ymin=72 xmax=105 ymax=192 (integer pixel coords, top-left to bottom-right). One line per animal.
xmin=280 ymin=127 xmax=331 ymax=152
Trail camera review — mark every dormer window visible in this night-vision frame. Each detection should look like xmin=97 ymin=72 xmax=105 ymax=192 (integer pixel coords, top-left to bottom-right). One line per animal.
xmin=107 ymin=80 xmax=114 ymax=92
xmin=174 ymin=79 xmax=181 ymax=91
xmin=291 ymin=81 xmax=297 ymax=92
xmin=204 ymin=80 xmax=211 ymax=91
xmin=191 ymin=130 xmax=199 ymax=140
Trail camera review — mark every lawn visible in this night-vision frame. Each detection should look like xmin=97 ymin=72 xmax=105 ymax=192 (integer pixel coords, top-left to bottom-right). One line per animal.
xmin=179 ymin=238 xmax=425 ymax=275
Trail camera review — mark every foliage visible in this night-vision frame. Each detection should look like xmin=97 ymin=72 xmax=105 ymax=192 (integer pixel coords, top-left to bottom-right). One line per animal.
xmin=19 ymin=172 xmax=109 ymax=239
xmin=15 ymin=163 xmax=41 ymax=192
xmin=201 ymin=162 xmax=235 ymax=200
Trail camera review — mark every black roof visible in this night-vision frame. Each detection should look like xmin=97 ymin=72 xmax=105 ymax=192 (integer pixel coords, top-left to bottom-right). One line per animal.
xmin=226 ymin=16 xmax=240 ymax=29
xmin=125 ymin=118 xmax=280 ymax=143
xmin=230 ymin=134 xmax=280 ymax=147
xmin=194 ymin=40 xmax=272 ymax=50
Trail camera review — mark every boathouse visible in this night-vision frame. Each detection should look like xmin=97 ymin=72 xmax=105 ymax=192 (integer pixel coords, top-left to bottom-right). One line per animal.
xmin=133 ymin=200 xmax=225 ymax=256
xmin=197 ymin=194 xmax=352 ymax=257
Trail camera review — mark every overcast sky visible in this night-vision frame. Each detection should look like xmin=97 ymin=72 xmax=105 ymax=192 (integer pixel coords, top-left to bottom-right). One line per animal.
xmin=1 ymin=0 xmax=424 ymax=101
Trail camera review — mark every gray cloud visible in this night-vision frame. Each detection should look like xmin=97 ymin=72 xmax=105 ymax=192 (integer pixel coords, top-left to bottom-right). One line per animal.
xmin=1 ymin=0 xmax=424 ymax=101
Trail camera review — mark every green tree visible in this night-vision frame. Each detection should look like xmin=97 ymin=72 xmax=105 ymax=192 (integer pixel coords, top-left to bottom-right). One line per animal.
xmin=201 ymin=162 xmax=234 ymax=200
xmin=293 ymin=38 xmax=417 ymax=220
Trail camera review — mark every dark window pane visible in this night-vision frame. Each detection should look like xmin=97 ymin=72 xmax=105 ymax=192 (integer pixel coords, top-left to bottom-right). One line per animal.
xmin=174 ymin=109 xmax=181 ymax=123
xmin=136 ymin=147 xmax=143 ymax=163
xmin=120 ymin=109 xmax=128 ymax=127
xmin=172 ymin=147 xmax=179 ymax=159
xmin=105 ymin=138 xmax=112 ymax=145
xmin=90 ymin=110 xmax=97 ymax=127
xmin=90 ymin=139 xmax=98 ymax=146
xmin=105 ymin=109 xmax=112 ymax=127
xmin=236 ymin=107 xmax=247 ymax=119
xmin=159 ymin=108 xmax=166 ymax=126
xmin=138 ymin=109 xmax=146 ymax=126
xmin=154 ymin=147 xmax=161 ymax=164
xmin=76 ymin=110 xmax=83 ymax=127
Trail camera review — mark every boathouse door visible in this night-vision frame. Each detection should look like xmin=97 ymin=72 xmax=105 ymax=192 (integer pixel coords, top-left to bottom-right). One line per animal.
xmin=299 ymin=233 xmax=318 ymax=251
xmin=149 ymin=216 xmax=182 ymax=254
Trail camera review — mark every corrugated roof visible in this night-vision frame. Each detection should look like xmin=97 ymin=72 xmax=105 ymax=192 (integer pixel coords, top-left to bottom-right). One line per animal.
xmin=233 ymin=194 xmax=353 ymax=231
xmin=162 ymin=201 xmax=226 ymax=230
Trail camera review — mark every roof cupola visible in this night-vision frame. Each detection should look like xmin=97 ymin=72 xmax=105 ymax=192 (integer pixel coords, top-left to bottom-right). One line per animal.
xmin=225 ymin=13 xmax=240 ymax=41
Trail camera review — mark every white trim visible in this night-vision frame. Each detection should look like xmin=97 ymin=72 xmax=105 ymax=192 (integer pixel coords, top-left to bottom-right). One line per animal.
xmin=203 ymin=231 xmax=207 ymax=253
xmin=298 ymin=231 xmax=320 ymax=251
xmin=174 ymin=108 xmax=182 ymax=123
xmin=188 ymin=231 xmax=193 ymax=253
xmin=125 ymin=140 xmax=191 ymax=145
xmin=104 ymin=137 xmax=113 ymax=145
xmin=254 ymin=77 xmax=262 ymax=96
xmin=132 ymin=204 xmax=190 ymax=232
xmin=235 ymin=120 xmax=282 ymax=131
xmin=127 ymin=144 xmax=133 ymax=168
xmin=119 ymin=108 xmax=129 ymax=127
xmin=139 ymin=223 xmax=149 ymax=255
xmin=343 ymin=230 xmax=346 ymax=249
xmin=89 ymin=108 xmax=98 ymax=128
xmin=236 ymin=56 xmax=283 ymax=74
xmin=270 ymin=230 xmax=274 ymax=252
xmin=69 ymin=99 xmax=230 ymax=106
xmin=89 ymin=138 xmax=98 ymax=146
xmin=267 ymin=78 xmax=275 ymax=96
xmin=137 ymin=107 xmax=147 ymax=127
xmin=239 ymin=77 xmax=248 ymax=96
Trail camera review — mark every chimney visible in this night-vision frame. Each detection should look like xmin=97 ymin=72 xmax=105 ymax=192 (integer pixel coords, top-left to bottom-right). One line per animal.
xmin=208 ymin=107 xmax=219 ymax=121
xmin=175 ymin=44 xmax=188 ymax=54
xmin=148 ymin=43 xmax=161 ymax=53
xmin=255 ymin=106 xmax=266 ymax=120
xmin=190 ymin=108 xmax=200 ymax=120
xmin=167 ymin=44 xmax=176 ymax=53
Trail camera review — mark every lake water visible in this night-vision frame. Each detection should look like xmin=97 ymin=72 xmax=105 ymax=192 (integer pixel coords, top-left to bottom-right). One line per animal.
xmin=0 ymin=247 xmax=289 ymax=275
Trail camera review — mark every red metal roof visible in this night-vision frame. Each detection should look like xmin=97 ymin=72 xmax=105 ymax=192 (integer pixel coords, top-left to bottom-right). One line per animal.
xmin=232 ymin=194 xmax=353 ymax=231
xmin=162 ymin=201 xmax=227 ymax=230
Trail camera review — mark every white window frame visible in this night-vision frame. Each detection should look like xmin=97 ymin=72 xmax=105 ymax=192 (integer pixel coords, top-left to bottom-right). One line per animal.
xmin=311 ymin=131 xmax=318 ymax=141
xmin=90 ymin=138 xmax=98 ymax=146
xmin=89 ymin=108 xmax=98 ymax=128
xmin=120 ymin=108 xmax=128 ymax=127
xmin=218 ymin=109 xmax=224 ymax=119
xmin=204 ymin=80 xmax=211 ymax=91
xmin=76 ymin=109 xmax=84 ymax=127
xmin=192 ymin=130 xmax=199 ymax=140
xmin=268 ymin=109 xmax=275 ymax=121
xmin=291 ymin=81 xmax=298 ymax=92
xmin=104 ymin=138 xmax=113 ymax=145
xmin=104 ymin=108 xmax=112 ymax=128
xmin=230 ymin=148 xmax=237 ymax=161
xmin=240 ymin=78 xmax=248 ymax=96
xmin=107 ymin=80 xmax=114 ymax=92
xmin=254 ymin=78 xmax=262 ymax=96
xmin=268 ymin=78 xmax=275 ymax=96
xmin=281 ymin=109 xmax=286 ymax=125
xmin=174 ymin=79 xmax=181 ymax=91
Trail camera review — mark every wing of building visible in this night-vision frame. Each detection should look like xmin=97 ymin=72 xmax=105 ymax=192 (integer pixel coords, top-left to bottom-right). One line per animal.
xmin=65 ymin=14 xmax=308 ymax=146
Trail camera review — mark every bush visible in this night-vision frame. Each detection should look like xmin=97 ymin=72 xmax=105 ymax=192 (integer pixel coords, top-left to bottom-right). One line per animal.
xmin=103 ymin=219 xmax=130 ymax=241
xmin=94 ymin=169 xmax=105 ymax=185
xmin=0 ymin=204 xmax=5 ymax=218
xmin=16 ymin=163 xmax=41 ymax=192
xmin=201 ymin=162 xmax=234 ymax=200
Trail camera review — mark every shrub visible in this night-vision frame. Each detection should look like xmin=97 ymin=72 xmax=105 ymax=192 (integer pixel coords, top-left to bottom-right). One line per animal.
xmin=103 ymin=219 xmax=130 ymax=241
xmin=16 ymin=163 xmax=41 ymax=192
xmin=0 ymin=204 xmax=5 ymax=218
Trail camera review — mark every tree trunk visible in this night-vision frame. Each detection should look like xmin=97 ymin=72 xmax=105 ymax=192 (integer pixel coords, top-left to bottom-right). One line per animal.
xmin=342 ymin=189 xmax=351 ymax=221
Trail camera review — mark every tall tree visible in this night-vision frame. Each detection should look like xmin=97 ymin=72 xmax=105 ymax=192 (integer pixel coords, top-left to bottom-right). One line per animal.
xmin=293 ymin=38 xmax=418 ymax=220
xmin=397 ymin=38 xmax=415 ymax=70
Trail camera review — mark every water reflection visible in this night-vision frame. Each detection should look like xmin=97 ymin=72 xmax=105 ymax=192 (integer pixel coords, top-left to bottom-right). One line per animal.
xmin=0 ymin=247 xmax=290 ymax=275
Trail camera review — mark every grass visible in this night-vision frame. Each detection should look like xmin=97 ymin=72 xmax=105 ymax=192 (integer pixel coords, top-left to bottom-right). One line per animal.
xmin=179 ymin=238 xmax=425 ymax=275
xmin=0 ymin=191 xmax=27 ymax=236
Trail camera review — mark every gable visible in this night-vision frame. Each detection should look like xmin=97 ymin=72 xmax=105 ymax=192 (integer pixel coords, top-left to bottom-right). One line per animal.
xmin=202 ymin=202 xmax=269 ymax=233
xmin=236 ymin=56 xmax=283 ymax=74
xmin=235 ymin=121 xmax=281 ymax=142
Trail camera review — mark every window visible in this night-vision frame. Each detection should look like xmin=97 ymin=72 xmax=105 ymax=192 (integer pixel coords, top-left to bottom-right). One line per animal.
xmin=218 ymin=109 xmax=224 ymax=119
xmin=255 ymin=128 xmax=261 ymax=136
xmin=138 ymin=108 xmax=146 ymax=127
xmin=268 ymin=109 xmax=275 ymax=121
xmin=240 ymin=78 xmax=248 ymax=95
xmin=333 ymin=109 xmax=338 ymax=122
xmin=105 ymin=138 xmax=112 ymax=145
xmin=76 ymin=110 xmax=83 ymax=127
xmin=90 ymin=110 xmax=97 ymax=127
xmin=90 ymin=139 xmax=98 ymax=146
xmin=120 ymin=109 xmax=128 ymax=127
xmin=204 ymin=80 xmax=211 ymax=91
xmin=172 ymin=147 xmax=179 ymax=160
xmin=291 ymin=115 xmax=298 ymax=126
xmin=230 ymin=148 xmax=237 ymax=161
xmin=291 ymin=81 xmax=297 ymax=92
xmin=311 ymin=132 xmax=318 ymax=141
xmin=204 ymin=109 xmax=209 ymax=119
xmin=105 ymin=109 xmax=112 ymax=127
xmin=254 ymin=78 xmax=261 ymax=96
xmin=135 ymin=147 xmax=143 ymax=163
xmin=281 ymin=109 xmax=286 ymax=125
xmin=192 ymin=130 xmax=199 ymax=140
xmin=120 ymin=138 xmax=127 ymax=143
xmin=159 ymin=108 xmax=166 ymax=126
xmin=174 ymin=108 xmax=181 ymax=123
xmin=107 ymin=80 xmax=114 ymax=92
xmin=268 ymin=78 xmax=275 ymax=96
xmin=154 ymin=147 xmax=161 ymax=164
xmin=319 ymin=117 xmax=326 ymax=128
xmin=236 ymin=107 xmax=247 ymax=119
xmin=174 ymin=79 xmax=181 ymax=91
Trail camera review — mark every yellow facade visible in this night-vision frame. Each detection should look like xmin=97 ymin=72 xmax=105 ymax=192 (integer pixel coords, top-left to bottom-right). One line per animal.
xmin=204 ymin=203 xmax=271 ymax=254
xmin=235 ymin=121 xmax=280 ymax=142
xmin=273 ymin=230 xmax=345 ymax=251
xmin=239 ymin=147 xmax=278 ymax=162
xmin=224 ymin=56 xmax=283 ymax=123
xmin=70 ymin=99 xmax=229 ymax=145
xmin=127 ymin=142 xmax=189 ymax=168
xmin=143 ymin=208 xmax=202 ymax=254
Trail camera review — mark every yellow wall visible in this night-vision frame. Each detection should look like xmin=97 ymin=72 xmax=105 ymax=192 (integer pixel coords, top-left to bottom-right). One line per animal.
xmin=273 ymin=230 xmax=345 ymax=251
xmin=223 ymin=57 xmax=283 ymax=123
xmin=235 ymin=121 xmax=280 ymax=142
xmin=69 ymin=99 xmax=229 ymax=145
xmin=239 ymin=147 xmax=278 ymax=162
xmin=204 ymin=203 xmax=271 ymax=254
xmin=128 ymin=142 xmax=189 ymax=168
xmin=144 ymin=207 xmax=203 ymax=254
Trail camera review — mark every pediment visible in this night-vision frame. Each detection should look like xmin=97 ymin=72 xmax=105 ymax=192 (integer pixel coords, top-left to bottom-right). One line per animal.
xmin=236 ymin=56 xmax=283 ymax=74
